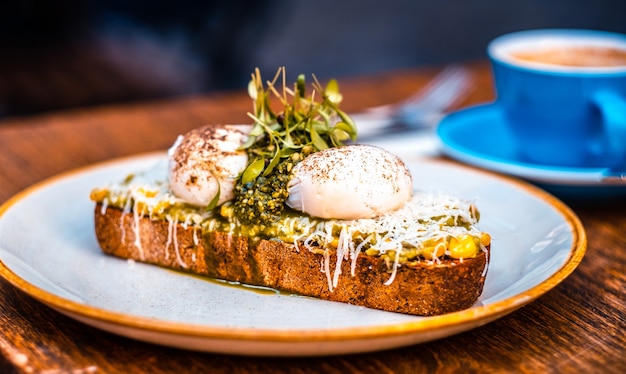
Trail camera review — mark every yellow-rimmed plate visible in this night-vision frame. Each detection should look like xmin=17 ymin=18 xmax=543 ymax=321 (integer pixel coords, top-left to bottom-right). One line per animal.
xmin=0 ymin=152 xmax=586 ymax=356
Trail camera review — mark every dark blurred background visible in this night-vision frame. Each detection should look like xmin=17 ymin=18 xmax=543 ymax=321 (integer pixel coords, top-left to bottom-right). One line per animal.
xmin=0 ymin=0 xmax=625 ymax=118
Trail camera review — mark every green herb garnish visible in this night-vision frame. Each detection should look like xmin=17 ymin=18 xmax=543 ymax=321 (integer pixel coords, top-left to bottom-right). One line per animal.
xmin=240 ymin=67 xmax=357 ymax=182
xmin=231 ymin=67 xmax=357 ymax=225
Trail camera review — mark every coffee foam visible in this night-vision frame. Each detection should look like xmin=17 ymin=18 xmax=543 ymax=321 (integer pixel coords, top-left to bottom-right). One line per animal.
xmin=489 ymin=31 xmax=626 ymax=73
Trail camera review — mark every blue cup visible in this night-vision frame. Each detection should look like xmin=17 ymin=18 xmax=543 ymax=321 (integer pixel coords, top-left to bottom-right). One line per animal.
xmin=488 ymin=29 xmax=626 ymax=167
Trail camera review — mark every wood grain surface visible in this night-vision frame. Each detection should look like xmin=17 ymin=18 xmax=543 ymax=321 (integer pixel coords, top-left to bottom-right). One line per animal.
xmin=0 ymin=62 xmax=624 ymax=373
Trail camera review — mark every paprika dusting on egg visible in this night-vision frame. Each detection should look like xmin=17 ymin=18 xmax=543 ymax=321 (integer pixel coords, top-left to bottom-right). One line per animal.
xmin=286 ymin=145 xmax=413 ymax=220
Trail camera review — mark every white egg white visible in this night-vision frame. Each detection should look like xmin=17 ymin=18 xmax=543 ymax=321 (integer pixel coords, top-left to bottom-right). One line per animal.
xmin=168 ymin=124 xmax=251 ymax=207
xmin=286 ymin=144 xmax=413 ymax=220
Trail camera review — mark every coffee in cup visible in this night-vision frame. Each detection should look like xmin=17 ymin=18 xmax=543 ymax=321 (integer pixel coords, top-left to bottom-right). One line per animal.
xmin=511 ymin=46 xmax=626 ymax=67
xmin=488 ymin=29 xmax=626 ymax=168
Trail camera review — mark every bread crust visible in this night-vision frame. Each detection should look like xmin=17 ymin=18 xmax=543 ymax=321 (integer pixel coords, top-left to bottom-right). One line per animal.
xmin=94 ymin=204 xmax=489 ymax=316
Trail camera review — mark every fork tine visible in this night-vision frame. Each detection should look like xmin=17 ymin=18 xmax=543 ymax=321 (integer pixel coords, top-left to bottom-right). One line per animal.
xmin=403 ymin=65 xmax=462 ymax=103
xmin=403 ymin=65 xmax=472 ymax=110
xmin=421 ymin=70 xmax=472 ymax=110
xmin=350 ymin=64 xmax=473 ymax=138
xmin=392 ymin=65 xmax=473 ymax=128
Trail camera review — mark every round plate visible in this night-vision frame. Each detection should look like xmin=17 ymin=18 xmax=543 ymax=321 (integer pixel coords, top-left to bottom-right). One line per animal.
xmin=0 ymin=153 xmax=586 ymax=356
xmin=437 ymin=103 xmax=626 ymax=198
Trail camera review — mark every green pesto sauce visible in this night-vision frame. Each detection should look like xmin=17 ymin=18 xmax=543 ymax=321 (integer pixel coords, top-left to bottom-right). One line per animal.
xmin=232 ymin=146 xmax=314 ymax=226
xmin=204 ymin=206 xmax=317 ymax=243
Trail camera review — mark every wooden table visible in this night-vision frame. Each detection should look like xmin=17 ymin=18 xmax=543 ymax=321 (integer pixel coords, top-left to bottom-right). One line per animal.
xmin=0 ymin=62 xmax=624 ymax=373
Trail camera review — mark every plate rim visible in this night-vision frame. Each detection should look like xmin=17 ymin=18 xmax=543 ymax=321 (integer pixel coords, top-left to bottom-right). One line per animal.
xmin=0 ymin=153 xmax=587 ymax=347
xmin=437 ymin=103 xmax=623 ymax=186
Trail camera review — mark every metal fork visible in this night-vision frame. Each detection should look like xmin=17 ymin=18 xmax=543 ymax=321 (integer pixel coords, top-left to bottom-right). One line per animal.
xmin=351 ymin=65 xmax=474 ymax=139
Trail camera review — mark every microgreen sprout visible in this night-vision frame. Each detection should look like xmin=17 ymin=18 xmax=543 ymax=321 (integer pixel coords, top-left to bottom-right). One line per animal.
xmin=239 ymin=67 xmax=357 ymax=184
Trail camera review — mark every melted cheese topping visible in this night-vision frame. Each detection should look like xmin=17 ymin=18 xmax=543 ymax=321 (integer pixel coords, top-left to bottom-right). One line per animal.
xmin=298 ymin=193 xmax=484 ymax=289
xmin=91 ymin=160 xmax=489 ymax=289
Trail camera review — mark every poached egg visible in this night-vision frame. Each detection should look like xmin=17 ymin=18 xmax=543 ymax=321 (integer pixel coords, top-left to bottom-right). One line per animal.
xmin=286 ymin=144 xmax=413 ymax=220
xmin=168 ymin=124 xmax=251 ymax=207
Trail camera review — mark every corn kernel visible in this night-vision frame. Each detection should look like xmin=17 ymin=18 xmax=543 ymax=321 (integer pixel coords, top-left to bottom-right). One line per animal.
xmin=137 ymin=187 xmax=157 ymax=197
xmin=153 ymin=201 xmax=169 ymax=214
xmin=220 ymin=204 xmax=235 ymax=218
xmin=422 ymin=238 xmax=446 ymax=260
xmin=89 ymin=188 xmax=108 ymax=202
xmin=329 ymin=238 xmax=339 ymax=248
xmin=365 ymin=248 xmax=380 ymax=256
xmin=448 ymin=234 xmax=478 ymax=259
xmin=480 ymin=232 xmax=491 ymax=247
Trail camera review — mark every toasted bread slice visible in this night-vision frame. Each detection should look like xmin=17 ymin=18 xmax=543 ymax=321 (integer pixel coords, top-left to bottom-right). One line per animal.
xmin=94 ymin=204 xmax=489 ymax=316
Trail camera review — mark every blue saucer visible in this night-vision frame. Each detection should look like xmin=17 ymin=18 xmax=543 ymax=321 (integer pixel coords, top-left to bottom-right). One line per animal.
xmin=436 ymin=103 xmax=626 ymax=200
